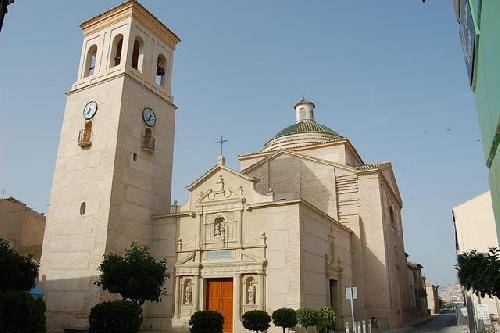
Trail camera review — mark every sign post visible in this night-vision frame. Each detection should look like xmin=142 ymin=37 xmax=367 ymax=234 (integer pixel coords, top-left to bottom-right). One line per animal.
xmin=346 ymin=286 xmax=357 ymax=332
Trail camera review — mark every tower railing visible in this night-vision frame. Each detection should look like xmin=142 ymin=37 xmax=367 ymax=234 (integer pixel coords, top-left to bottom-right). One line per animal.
xmin=78 ymin=128 xmax=92 ymax=147
xmin=142 ymin=135 xmax=155 ymax=153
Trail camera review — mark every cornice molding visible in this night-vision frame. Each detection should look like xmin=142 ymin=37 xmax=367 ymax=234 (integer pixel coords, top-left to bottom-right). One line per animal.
xmin=80 ymin=0 xmax=180 ymax=47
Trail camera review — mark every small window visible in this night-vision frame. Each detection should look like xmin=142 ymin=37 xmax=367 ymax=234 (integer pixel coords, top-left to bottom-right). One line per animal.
xmin=132 ymin=37 xmax=144 ymax=71
xmin=111 ymin=34 xmax=124 ymax=67
xmin=133 ymin=153 xmax=137 ymax=161
xmin=80 ymin=202 xmax=86 ymax=215
xmin=156 ymin=54 xmax=167 ymax=86
xmin=85 ymin=45 xmax=98 ymax=77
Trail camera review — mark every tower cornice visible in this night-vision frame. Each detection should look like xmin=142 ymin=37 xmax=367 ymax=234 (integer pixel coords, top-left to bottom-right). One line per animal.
xmin=80 ymin=0 xmax=181 ymax=47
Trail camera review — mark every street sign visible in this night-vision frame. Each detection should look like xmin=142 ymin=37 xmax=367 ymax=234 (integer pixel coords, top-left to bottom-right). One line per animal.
xmin=476 ymin=304 xmax=490 ymax=321
xmin=346 ymin=286 xmax=358 ymax=300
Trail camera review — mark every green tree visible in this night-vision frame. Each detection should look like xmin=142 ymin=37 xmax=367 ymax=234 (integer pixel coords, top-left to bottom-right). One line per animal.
xmin=296 ymin=307 xmax=318 ymax=331
xmin=88 ymin=300 xmax=142 ymax=333
xmin=0 ymin=239 xmax=38 ymax=292
xmin=456 ymin=247 xmax=500 ymax=299
xmin=0 ymin=239 xmax=46 ymax=333
xmin=189 ymin=310 xmax=224 ymax=333
xmin=95 ymin=242 xmax=170 ymax=305
xmin=272 ymin=308 xmax=297 ymax=333
xmin=0 ymin=290 xmax=46 ymax=333
xmin=242 ymin=310 xmax=271 ymax=333
xmin=315 ymin=307 xmax=336 ymax=333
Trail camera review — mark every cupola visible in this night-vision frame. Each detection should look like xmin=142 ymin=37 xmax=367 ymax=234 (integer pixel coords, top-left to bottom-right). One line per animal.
xmin=261 ymin=98 xmax=343 ymax=152
xmin=294 ymin=99 xmax=315 ymax=123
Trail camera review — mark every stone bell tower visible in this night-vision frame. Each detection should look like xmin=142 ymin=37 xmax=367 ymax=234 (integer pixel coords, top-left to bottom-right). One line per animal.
xmin=39 ymin=1 xmax=180 ymax=331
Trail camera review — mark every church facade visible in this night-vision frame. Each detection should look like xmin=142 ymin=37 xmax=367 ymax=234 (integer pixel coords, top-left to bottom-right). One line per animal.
xmin=39 ymin=2 xmax=415 ymax=332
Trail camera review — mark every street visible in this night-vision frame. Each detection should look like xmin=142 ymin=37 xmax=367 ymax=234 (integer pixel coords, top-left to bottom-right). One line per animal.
xmin=388 ymin=312 xmax=469 ymax=333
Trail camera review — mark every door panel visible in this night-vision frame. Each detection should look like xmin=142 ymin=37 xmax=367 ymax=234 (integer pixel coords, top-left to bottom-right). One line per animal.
xmin=206 ymin=278 xmax=233 ymax=333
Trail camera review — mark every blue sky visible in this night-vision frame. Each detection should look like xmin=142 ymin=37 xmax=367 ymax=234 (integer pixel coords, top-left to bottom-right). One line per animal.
xmin=0 ymin=1 xmax=489 ymax=287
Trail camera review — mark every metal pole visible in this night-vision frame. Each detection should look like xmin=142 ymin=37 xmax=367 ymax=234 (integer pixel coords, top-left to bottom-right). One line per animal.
xmin=350 ymin=287 xmax=356 ymax=333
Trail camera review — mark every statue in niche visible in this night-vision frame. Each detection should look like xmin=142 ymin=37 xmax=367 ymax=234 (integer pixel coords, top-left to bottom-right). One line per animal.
xmin=214 ymin=217 xmax=224 ymax=238
xmin=184 ymin=283 xmax=192 ymax=305
xmin=247 ymin=283 xmax=256 ymax=304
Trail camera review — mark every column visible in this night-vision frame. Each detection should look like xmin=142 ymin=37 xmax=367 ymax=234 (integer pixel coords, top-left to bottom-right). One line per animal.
xmin=173 ymin=276 xmax=180 ymax=318
xmin=258 ymin=274 xmax=265 ymax=310
xmin=233 ymin=274 xmax=241 ymax=319
xmin=193 ymin=275 xmax=200 ymax=311
xmin=198 ymin=278 xmax=205 ymax=310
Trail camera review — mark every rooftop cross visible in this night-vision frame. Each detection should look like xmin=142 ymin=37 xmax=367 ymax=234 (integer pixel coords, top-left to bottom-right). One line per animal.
xmin=217 ymin=135 xmax=228 ymax=156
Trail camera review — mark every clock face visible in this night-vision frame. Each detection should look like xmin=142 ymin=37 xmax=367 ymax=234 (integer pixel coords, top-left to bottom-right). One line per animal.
xmin=142 ymin=107 xmax=157 ymax=127
xmin=83 ymin=101 xmax=98 ymax=120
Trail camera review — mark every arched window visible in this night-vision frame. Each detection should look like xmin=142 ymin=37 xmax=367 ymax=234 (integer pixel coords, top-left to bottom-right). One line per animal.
xmin=132 ymin=37 xmax=144 ymax=71
xmin=156 ymin=54 xmax=166 ymax=86
xmin=110 ymin=34 xmax=124 ymax=67
xmin=80 ymin=202 xmax=86 ymax=215
xmin=85 ymin=45 xmax=98 ymax=77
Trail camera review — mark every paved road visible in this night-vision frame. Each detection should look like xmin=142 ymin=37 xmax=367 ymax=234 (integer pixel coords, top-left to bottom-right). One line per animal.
xmin=387 ymin=312 xmax=469 ymax=333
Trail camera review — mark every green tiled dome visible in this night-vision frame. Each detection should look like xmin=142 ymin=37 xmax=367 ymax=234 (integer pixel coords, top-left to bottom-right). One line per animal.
xmin=272 ymin=121 xmax=340 ymax=139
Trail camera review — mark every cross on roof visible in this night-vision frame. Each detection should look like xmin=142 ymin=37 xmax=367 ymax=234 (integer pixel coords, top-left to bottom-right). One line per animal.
xmin=217 ymin=136 xmax=228 ymax=156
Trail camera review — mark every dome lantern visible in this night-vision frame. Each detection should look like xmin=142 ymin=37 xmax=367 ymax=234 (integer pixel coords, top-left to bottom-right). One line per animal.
xmin=294 ymin=99 xmax=315 ymax=123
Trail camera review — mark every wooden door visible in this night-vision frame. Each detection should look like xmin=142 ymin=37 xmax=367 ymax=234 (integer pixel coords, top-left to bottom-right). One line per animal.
xmin=206 ymin=278 xmax=233 ymax=333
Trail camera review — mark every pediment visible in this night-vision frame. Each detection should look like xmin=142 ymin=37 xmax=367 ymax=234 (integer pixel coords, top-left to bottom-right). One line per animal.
xmin=195 ymin=174 xmax=246 ymax=205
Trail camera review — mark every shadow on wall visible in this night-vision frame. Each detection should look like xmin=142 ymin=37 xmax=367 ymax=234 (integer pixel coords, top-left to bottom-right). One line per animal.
xmin=40 ymin=275 xmax=175 ymax=333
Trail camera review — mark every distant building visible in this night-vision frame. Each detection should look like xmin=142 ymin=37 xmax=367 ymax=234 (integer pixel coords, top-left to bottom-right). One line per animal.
xmin=452 ymin=192 xmax=500 ymax=321
xmin=406 ymin=261 xmax=428 ymax=320
xmin=453 ymin=0 xmax=500 ymax=240
xmin=426 ymin=282 xmax=439 ymax=315
xmin=0 ymin=197 xmax=46 ymax=261
xmin=439 ymin=281 xmax=464 ymax=305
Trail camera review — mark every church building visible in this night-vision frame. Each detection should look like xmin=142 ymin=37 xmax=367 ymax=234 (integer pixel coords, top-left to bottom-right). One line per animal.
xmin=39 ymin=1 xmax=414 ymax=332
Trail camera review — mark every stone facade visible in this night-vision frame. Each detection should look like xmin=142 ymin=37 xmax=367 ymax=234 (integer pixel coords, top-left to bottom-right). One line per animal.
xmin=39 ymin=2 xmax=419 ymax=332
xmin=0 ymin=197 xmax=46 ymax=261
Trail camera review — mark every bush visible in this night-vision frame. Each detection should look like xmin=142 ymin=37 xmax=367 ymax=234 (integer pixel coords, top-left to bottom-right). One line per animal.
xmin=189 ymin=310 xmax=224 ymax=333
xmin=89 ymin=300 xmax=142 ymax=333
xmin=315 ymin=307 xmax=335 ymax=333
xmin=242 ymin=310 xmax=271 ymax=333
xmin=456 ymin=248 xmax=500 ymax=298
xmin=296 ymin=307 xmax=318 ymax=330
xmin=0 ymin=290 xmax=46 ymax=333
xmin=0 ymin=239 xmax=38 ymax=292
xmin=272 ymin=308 xmax=297 ymax=333
xmin=95 ymin=242 xmax=170 ymax=305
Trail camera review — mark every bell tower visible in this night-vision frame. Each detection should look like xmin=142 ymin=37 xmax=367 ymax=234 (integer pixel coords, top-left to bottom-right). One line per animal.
xmin=39 ymin=1 xmax=180 ymax=331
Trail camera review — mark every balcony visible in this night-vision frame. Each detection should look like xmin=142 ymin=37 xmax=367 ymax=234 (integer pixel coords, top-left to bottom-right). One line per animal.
xmin=78 ymin=129 xmax=92 ymax=147
xmin=142 ymin=135 xmax=155 ymax=153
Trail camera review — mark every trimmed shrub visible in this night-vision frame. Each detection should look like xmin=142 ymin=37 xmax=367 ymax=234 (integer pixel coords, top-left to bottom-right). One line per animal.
xmin=89 ymin=300 xmax=142 ymax=333
xmin=189 ymin=310 xmax=224 ymax=333
xmin=242 ymin=310 xmax=271 ymax=333
xmin=0 ymin=239 xmax=38 ymax=292
xmin=272 ymin=308 xmax=297 ymax=333
xmin=0 ymin=290 xmax=46 ymax=333
xmin=296 ymin=307 xmax=318 ymax=331
xmin=315 ymin=307 xmax=336 ymax=333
